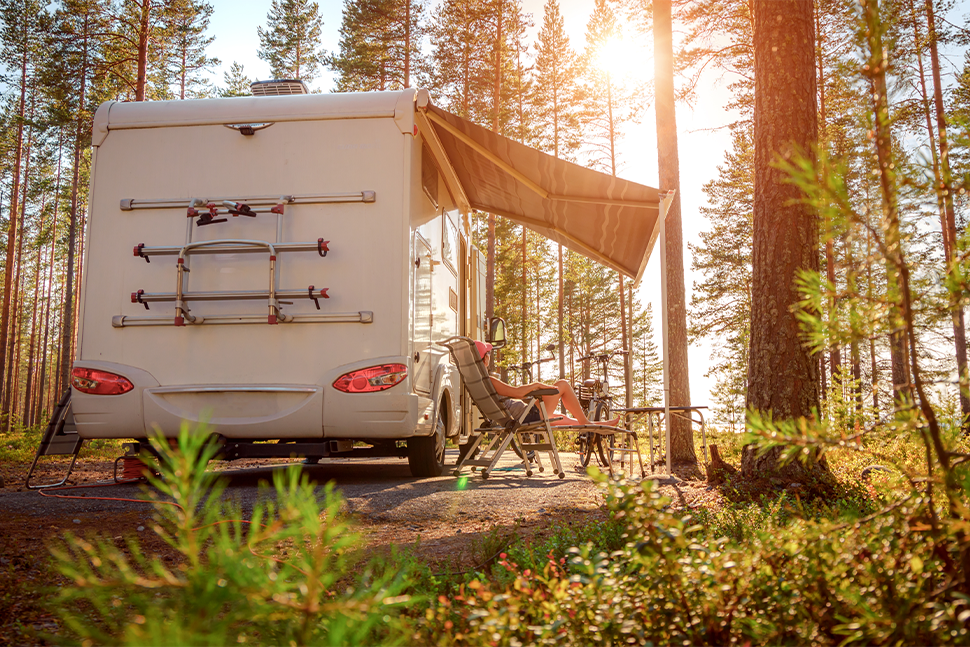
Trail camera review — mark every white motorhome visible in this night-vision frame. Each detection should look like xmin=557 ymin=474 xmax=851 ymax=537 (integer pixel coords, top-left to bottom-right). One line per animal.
xmin=44 ymin=83 xmax=670 ymax=480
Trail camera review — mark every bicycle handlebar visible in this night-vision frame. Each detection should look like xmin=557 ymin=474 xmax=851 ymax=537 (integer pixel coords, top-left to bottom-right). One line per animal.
xmin=578 ymin=350 xmax=629 ymax=362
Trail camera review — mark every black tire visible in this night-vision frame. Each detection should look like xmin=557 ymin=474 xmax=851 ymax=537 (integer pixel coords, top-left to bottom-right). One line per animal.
xmin=591 ymin=401 xmax=612 ymax=466
xmin=408 ymin=407 xmax=447 ymax=477
xmin=578 ymin=432 xmax=594 ymax=467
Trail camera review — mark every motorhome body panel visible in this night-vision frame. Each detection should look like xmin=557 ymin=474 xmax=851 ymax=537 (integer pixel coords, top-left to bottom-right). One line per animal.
xmin=75 ymin=99 xmax=420 ymax=440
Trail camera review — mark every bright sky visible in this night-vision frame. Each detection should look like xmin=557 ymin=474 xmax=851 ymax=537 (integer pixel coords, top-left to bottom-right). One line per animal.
xmin=206 ymin=0 xmax=736 ymax=408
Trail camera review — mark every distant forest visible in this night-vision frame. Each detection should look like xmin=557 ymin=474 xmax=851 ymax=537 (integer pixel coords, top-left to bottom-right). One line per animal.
xmin=0 ymin=0 xmax=967 ymax=435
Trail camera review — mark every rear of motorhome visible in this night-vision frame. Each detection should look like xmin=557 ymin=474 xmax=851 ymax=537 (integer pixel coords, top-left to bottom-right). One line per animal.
xmin=33 ymin=85 xmax=670 ymax=483
xmin=72 ymin=87 xmax=493 ymax=476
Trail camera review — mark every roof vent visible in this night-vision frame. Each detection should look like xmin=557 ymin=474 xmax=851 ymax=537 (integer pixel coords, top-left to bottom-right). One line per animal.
xmin=250 ymin=79 xmax=308 ymax=96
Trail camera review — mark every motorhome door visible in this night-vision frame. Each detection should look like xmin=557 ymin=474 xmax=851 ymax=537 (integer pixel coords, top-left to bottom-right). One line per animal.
xmin=412 ymin=232 xmax=433 ymax=393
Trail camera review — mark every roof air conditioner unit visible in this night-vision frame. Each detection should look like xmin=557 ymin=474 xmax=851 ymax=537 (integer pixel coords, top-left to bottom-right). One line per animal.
xmin=250 ymin=79 xmax=308 ymax=96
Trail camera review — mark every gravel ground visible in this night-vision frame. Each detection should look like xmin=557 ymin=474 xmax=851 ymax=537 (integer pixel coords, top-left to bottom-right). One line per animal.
xmin=0 ymin=447 xmax=717 ymax=645
xmin=2 ymin=447 xmax=717 ymax=567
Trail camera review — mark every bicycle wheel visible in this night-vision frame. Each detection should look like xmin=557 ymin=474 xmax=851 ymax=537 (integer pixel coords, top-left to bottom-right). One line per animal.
xmin=591 ymin=401 xmax=612 ymax=465
xmin=578 ymin=432 xmax=594 ymax=467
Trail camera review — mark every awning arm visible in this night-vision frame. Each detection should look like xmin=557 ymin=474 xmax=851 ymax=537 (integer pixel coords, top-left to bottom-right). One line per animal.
xmin=425 ymin=109 xmax=660 ymax=211
xmin=414 ymin=109 xmax=471 ymax=213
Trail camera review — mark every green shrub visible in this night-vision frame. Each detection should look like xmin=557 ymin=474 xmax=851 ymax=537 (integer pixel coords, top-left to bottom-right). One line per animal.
xmin=415 ymin=477 xmax=970 ymax=646
xmin=51 ymin=425 xmax=415 ymax=646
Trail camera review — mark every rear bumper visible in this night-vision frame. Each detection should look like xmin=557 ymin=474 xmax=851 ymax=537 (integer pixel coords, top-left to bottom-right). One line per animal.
xmin=69 ymin=359 xmax=426 ymax=440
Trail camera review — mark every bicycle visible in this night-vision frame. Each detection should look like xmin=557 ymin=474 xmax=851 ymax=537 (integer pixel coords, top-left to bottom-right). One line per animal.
xmin=505 ymin=346 xmax=557 ymax=461
xmin=575 ymin=349 xmax=628 ymax=468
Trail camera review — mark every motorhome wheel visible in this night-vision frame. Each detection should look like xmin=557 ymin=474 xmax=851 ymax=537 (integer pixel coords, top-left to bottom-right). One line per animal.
xmin=407 ymin=405 xmax=447 ymax=477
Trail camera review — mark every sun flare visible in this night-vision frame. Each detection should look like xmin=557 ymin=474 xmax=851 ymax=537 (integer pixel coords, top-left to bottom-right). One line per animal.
xmin=595 ymin=37 xmax=641 ymax=81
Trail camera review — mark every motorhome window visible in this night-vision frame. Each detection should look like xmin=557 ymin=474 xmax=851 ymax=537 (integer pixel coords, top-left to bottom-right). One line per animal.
xmin=442 ymin=212 xmax=459 ymax=275
xmin=422 ymin=145 xmax=438 ymax=207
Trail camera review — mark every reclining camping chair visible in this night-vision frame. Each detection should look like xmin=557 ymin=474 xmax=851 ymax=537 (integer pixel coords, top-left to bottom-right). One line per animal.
xmin=442 ymin=336 xmax=565 ymax=480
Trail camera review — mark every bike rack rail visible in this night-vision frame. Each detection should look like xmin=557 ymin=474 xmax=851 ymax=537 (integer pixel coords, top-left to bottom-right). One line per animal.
xmin=117 ymin=191 xmax=375 ymax=327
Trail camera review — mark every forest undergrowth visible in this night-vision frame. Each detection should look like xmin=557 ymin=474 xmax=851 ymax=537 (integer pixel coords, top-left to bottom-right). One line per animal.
xmin=27 ymin=413 xmax=968 ymax=647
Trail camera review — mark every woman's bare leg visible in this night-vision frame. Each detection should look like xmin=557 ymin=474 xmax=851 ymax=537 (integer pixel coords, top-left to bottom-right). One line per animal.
xmin=553 ymin=380 xmax=594 ymax=425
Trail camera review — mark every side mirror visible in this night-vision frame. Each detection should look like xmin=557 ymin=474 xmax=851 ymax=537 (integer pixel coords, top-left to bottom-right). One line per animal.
xmin=488 ymin=317 xmax=507 ymax=349
xmin=545 ymin=342 xmax=556 ymax=357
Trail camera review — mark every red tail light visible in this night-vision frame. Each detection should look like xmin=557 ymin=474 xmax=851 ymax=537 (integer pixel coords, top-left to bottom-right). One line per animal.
xmin=333 ymin=364 xmax=407 ymax=393
xmin=71 ymin=367 xmax=134 ymax=395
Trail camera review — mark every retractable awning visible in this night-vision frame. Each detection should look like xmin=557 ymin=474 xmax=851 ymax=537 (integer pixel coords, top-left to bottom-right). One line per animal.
xmin=415 ymin=92 xmax=673 ymax=286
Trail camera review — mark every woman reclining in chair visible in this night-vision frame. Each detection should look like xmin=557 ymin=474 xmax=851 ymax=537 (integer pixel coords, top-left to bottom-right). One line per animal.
xmin=475 ymin=341 xmax=620 ymax=427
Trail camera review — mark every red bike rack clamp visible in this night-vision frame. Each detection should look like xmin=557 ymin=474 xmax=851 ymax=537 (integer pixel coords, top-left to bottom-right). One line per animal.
xmin=317 ymin=239 xmax=330 ymax=257
xmin=195 ymin=202 xmax=227 ymax=226
xmin=131 ymin=289 xmax=150 ymax=310
xmin=307 ymin=285 xmax=330 ymax=309
xmin=133 ymin=243 xmax=150 ymax=263
xmin=225 ymin=201 xmax=256 ymax=217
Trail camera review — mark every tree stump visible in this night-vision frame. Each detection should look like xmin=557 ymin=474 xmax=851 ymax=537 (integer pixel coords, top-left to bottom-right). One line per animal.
xmin=706 ymin=444 xmax=738 ymax=485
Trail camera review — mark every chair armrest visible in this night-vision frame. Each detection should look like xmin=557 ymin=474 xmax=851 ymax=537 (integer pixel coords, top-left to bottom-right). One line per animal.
xmin=525 ymin=387 xmax=559 ymax=398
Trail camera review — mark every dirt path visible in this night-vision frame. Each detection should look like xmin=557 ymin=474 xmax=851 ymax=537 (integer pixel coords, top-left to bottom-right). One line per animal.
xmin=1 ymin=449 xmax=716 ymax=645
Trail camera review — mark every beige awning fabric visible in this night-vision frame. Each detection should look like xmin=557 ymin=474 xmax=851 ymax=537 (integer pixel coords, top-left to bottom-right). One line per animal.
xmin=418 ymin=103 xmax=672 ymax=286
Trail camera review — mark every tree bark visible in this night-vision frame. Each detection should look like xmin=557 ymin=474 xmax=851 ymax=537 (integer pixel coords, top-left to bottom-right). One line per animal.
xmin=0 ymin=26 xmax=30 ymax=415
xmin=485 ymin=0 xmax=504 ymax=327
xmin=59 ymin=40 xmax=89 ymax=395
xmin=3 ymin=105 xmax=34 ymax=431
xmin=816 ymin=4 xmax=841 ymax=394
xmin=653 ymin=0 xmax=695 ymax=464
xmin=743 ymin=0 xmax=825 ymax=479
xmin=923 ymin=0 xmax=969 ymax=427
xmin=135 ymin=0 xmax=151 ymax=101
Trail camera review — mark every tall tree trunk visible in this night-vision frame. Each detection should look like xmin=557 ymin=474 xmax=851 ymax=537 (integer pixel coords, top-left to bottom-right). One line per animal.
xmin=58 ymin=11 xmax=90 ymax=395
xmin=743 ymin=0 xmax=825 ymax=478
xmin=135 ymin=0 xmax=151 ymax=101
xmin=924 ymin=0 xmax=969 ymax=427
xmin=24 ymin=190 xmax=48 ymax=426
xmin=485 ymin=0 xmax=504 ymax=327
xmin=521 ymin=227 xmax=527 ymax=367
xmin=865 ymin=0 xmax=970 ymax=586
xmin=404 ymin=0 xmax=411 ymax=88
xmin=627 ymin=282 xmax=634 ymax=405
xmin=619 ymin=275 xmax=631 ymax=408
xmin=653 ymin=0 xmax=695 ymax=464
xmin=35 ymin=131 xmax=63 ymax=425
xmin=816 ymin=3 xmax=841 ymax=394
xmin=3 ymin=106 xmax=35 ymax=431
xmin=0 ymin=34 xmax=30 ymax=415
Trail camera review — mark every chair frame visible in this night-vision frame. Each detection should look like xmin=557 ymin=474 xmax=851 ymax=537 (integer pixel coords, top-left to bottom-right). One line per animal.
xmin=443 ymin=336 xmax=645 ymax=479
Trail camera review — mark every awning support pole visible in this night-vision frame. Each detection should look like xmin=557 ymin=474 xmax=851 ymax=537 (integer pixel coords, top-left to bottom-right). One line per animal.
xmin=659 ymin=193 xmax=671 ymax=475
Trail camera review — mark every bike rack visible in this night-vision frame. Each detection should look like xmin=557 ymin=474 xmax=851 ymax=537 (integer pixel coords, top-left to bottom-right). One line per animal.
xmin=117 ymin=192 xmax=375 ymax=327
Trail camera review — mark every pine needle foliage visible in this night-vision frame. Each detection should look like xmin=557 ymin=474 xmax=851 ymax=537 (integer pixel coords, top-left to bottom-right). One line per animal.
xmin=51 ymin=424 xmax=414 ymax=646
xmin=257 ymin=0 xmax=326 ymax=83
xmin=329 ymin=0 xmax=426 ymax=92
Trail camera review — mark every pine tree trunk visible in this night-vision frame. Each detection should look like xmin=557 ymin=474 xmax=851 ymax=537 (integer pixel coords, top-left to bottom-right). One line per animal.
xmin=743 ymin=0 xmax=826 ymax=479
xmin=58 ymin=15 xmax=89 ymax=395
xmin=35 ymin=131 xmax=63 ymax=426
xmin=816 ymin=4 xmax=841 ymax=393
xmin=3 ymin=111 xmax=34 ymax=431
xmin=24 ymin=193 xmax=47 ymax=427
xmin=924 ymin=0 xmax=969 ymax=427
xmin=619 ymin=275 xmax=631 ymax=409
xmin=558 ymin=245 xmax=564 ymax=379
xmin=404 ymin=0 xmax=411 ymax=88
xmin=135 ymin=0 xmax=151 ymax=101
xmin=653 ymin=0 xmax=694 ymax=464
xmin=0 ymin=37 xmax=29 ymax=415
xmin=59 ymin=112 xmax=84 ymax=394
